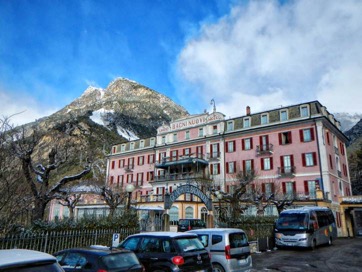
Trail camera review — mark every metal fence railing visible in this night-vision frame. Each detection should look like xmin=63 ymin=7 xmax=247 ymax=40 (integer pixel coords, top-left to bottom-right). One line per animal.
xmin=0 ymin=228 xmax=139 ymax=254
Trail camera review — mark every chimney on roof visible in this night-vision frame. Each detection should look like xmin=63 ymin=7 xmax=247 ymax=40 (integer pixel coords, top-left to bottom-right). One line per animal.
xmin=246 ymin=106 xmax=251 ymax=116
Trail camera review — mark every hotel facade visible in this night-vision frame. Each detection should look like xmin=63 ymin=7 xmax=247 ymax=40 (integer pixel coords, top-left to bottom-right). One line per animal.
xmin=105 ymin=101 xmax=355 ymax=236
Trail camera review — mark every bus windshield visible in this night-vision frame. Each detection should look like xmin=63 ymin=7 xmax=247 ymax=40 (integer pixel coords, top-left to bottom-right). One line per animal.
xmin=276 ymin=213 xmax=309 ymax=230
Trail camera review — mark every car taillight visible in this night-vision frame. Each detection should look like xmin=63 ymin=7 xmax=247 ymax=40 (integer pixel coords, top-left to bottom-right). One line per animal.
xmin=172 ymin=256 xmax=185 ymax=266
xmin=225 ymin=245 xmax=231 ymax=260
xmin=188 ymin=225 xmax=191 ymax=230
xmin=97 ymin=270 xmax=107 ymax=272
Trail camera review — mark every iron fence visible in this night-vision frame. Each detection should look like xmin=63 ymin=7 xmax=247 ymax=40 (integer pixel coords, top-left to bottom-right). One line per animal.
xmin=0 ymin=227 xmax=139 ymax=254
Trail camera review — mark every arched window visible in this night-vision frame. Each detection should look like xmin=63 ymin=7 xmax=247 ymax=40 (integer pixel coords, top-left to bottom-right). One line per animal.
xmin=201 ymin=207 xmax=208 ymax=223
xmin=170 ymin=206 xmax=179 ymax=225
xmin=185 ymin=206 xmax=194 ymax=219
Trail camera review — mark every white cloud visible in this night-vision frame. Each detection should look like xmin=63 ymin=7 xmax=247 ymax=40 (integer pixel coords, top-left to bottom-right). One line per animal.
xmin=176 ymin=0 xmax=362 ymax=115
xmin=0 ymin=91 xmax=56 ymax=126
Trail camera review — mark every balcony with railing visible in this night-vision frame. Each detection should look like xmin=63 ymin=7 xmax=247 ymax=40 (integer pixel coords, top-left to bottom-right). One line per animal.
xmin=153 ymin=172 xmax=209 ymax=183
xmin=256 ymin=144 xmax=273 ymax=155
xmin=277 ymin=166 xmax=296 ymax=177
xmin=124 ymin=164 xmax=134 ymax=172
xmin=156 ymin=154 xmax=209 ymax=169
xmin=206 ymin=152 xmax=221 ymax=161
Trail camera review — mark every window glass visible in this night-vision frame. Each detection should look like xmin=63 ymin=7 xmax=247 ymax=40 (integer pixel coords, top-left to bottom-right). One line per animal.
xmin=121 ymin=237 xmax=141 ymax=251
xmin=199 ymin=128 xmax=204 ymax=137
xmin=229 ymin=232 xmax=248 ymax=248
xmin=263 ymin=158 xmax=271 ymax=170
xmin=245 ymin=160 xmax=252 ymax=171
xmin=227 ymin=121 xmax=233 ymax=131
xmin=280 ymin=110 xmax=288 ymax=121
xmin=102 ymin=252 xmax=140 ymax=269
xmin=244 ymin=138 xmax=251 ymax=150
xmin=198 ymin=234 xmax=209 ymax=247
xmin=211 ymin=235 xmax=223 ymax=245
xmin=303 ymin=129 xmax=311 ymax=142
xmin=185 ymin=130 xmax=190 ymax=139
xmin=305 ymin=153 xmax=314 ymax=166
xmin=243 ymin=118 xmax=250 ymax=128
xmin=227 ymin=141 xmax=234 ymax=152
xmin=261 ymin=114 xmax=268 ymax=124
xmin=176 ymin=237 xmax=204 ymax=252
xmin=185 ymin=206 xmax=193 ymax=218
xmin=213 ymin=125 xmax=218 ymax=134
xmin=301 ymin=106 xmax=309 ymax=117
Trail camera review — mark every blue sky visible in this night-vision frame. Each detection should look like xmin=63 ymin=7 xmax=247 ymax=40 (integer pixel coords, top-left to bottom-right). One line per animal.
xmin=1 ymin=0 xmax=362 ymax=126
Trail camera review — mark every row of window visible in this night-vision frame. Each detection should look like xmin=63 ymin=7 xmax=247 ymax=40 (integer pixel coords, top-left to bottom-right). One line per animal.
xmin=160 ymin=117 xmax=313 ymax=145
xmin=111 ymin=128 xmax=318 ymax=169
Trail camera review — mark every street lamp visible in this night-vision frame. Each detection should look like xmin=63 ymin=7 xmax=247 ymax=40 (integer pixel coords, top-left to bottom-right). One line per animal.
xmin=126 ymin=184 xmax=135 ymax=210
xmin=215 ymin=191 xmax=223 ymax=222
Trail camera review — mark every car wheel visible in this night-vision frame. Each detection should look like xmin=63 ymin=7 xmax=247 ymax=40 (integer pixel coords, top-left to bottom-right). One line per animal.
xmin=213 ymin=263 xmax=225 ymax=272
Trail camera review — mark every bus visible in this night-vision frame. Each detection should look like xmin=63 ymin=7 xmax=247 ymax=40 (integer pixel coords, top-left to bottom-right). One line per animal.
xmin=274 ymin=206 xmax=337 ymax=249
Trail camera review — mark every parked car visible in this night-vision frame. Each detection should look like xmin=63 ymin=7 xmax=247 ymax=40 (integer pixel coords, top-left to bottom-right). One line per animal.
xmin=53 ymin=246 xmax=144 ymax=272
xmin=177 ymin=219 xmax=206 ymax=232
xmin=0 ymin=249 xmax=64 ymax=272
xmin=118 ymin=231 xmax=213 ymax=272
xmin=188 ymin=228 xmax=252 ymax=272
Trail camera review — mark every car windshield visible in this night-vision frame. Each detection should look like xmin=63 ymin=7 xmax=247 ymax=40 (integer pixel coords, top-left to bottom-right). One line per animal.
xmin=175 ymin=237 xmax=205 ymax=252
xmin=102 ymin=252 xmax=140 ymax=269
xmin=276 ymin=213 xmax=309 ymax=230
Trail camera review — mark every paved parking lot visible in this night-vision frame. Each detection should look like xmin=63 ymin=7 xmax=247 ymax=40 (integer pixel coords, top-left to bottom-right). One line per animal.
xmin=250 ymin=238 xmax=361 ymax=272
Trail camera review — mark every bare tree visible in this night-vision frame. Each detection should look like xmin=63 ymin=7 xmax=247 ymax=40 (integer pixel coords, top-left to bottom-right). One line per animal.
xmin=0 ymin=116 xmax=34 ymax=232
xmin=10 ymin=126 xmax=91 ymax=222
xmin=99 ymin=186 xmax=127 ymax=218
xmin=55 ymin=192 xmax=82 ymax=220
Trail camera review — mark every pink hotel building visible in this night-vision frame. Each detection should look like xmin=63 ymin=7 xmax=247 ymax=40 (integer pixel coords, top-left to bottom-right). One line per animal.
xmin=107 ymin=101 xmax=352 ymax=236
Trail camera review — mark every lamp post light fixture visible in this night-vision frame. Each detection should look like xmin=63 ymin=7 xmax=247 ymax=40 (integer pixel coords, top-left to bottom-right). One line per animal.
xmin=126 ymin=184 xmax=135 ymax=210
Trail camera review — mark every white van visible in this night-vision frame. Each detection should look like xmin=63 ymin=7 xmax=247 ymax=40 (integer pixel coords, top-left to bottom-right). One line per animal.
xmin=188 ymin=228 xmax=252 ymax=272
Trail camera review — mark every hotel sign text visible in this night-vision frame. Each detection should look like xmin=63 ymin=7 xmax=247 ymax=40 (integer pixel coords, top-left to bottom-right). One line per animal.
xmin=157 ymin=112 xmax=224 ymax=134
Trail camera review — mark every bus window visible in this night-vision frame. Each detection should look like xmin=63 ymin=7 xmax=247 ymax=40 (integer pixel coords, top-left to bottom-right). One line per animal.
xmin=276 ymin=213 xmax=309 ymax=230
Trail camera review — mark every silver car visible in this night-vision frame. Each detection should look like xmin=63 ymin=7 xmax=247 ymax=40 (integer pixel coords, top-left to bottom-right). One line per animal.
xmin=0 ymin=249 xmax=64 ymax=272
xmin=188 ymin=228 xmax=252 ymax=272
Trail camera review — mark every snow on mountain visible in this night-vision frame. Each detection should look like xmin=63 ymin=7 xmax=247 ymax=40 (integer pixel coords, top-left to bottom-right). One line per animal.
xmin=116 ymin=125 xmax=139 ymax=141
xmin=90 ymin=108 xmax=139 ymax=140
xmin=90 ymin=108 xmax=113 ymax=126
xmin=334 ymin=112 xmax=362 ymax=132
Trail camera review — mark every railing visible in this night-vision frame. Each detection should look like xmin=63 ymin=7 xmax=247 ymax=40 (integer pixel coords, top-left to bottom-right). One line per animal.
xmin=256 ymin=144 xmax=274 ymax=155
xmin=153 ymin=172 xmax=206 ymax=182
xmin=0 ymin=228 xmax=139 ymax=254
xmin=207 ymin=152 xmax=221 ymax=160
xmin=334 ymin=146 xmax=340 ymax=155
xmin=156 ymin=154 xmax=207 ymax=164
xmin=277 ymin=166 xmax=296 ymax=177
xmin=124 ymin=165 xmax=134 ymax=172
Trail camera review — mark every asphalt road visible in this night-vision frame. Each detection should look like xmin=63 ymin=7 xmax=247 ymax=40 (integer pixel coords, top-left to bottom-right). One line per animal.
xmin=250 ymin=238 xmax=361 ymax=272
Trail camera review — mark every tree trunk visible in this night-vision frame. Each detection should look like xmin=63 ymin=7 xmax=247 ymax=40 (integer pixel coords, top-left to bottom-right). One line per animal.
xmin=32 ymin=198 xmax=49 ymax=222
xmin=69 ymin=207 xmax=75 ymax=220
